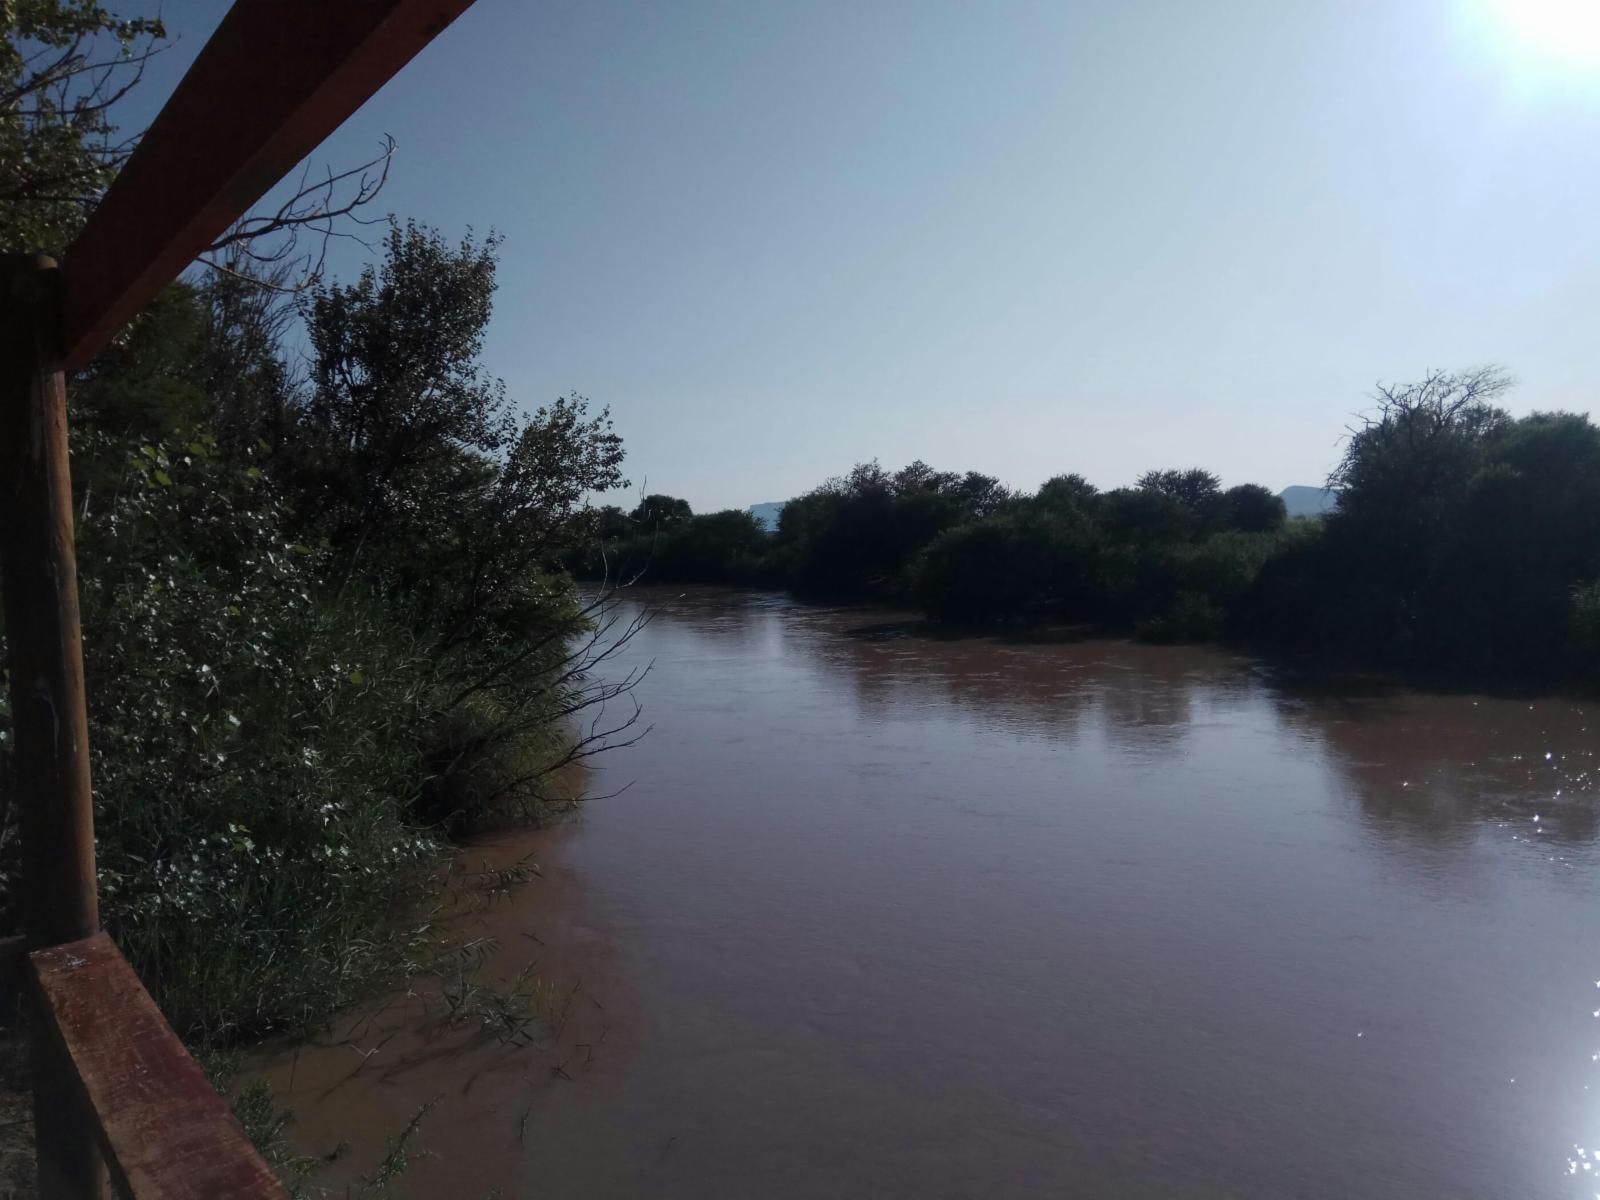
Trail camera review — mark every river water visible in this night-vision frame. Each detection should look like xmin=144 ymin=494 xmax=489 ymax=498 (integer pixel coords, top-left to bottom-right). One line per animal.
xmin=260 ymin=587 xmax=1600 ymax=1198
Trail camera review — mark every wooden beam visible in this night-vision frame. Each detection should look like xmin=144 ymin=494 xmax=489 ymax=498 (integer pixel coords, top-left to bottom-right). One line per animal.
xmin=0 ymin=257 xmax=98 ymax=950
xmin=31 ymin=934 xmax=287 ymax=1199
xmin=60 ymin=0 xmax=477 ymax=370
xmin=0 ymin=254 xmax=107 ymax=1199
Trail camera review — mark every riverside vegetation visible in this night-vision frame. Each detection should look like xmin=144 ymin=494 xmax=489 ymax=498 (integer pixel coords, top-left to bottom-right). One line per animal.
xmin=578 ymin=367 xmax=1600 ymax=686
xmin=1 ymin=3 xmax=647 ymax=1187
xmin=3 ymin=0 xmax=1600 ymax=1189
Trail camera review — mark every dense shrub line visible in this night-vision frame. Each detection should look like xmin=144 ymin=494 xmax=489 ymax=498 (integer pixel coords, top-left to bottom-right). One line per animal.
xmin=0 ymin=227 xmax=635 ymax=1049
xmin=580 ymin=369 xmax=1600 ymax=685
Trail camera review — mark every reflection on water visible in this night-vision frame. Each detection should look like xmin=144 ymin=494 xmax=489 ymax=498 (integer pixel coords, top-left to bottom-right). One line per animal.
xmin=262 ymin=588 xmax=1600 ymax=1199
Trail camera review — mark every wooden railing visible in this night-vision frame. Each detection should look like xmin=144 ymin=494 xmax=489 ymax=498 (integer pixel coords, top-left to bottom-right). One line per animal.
xmin=29 ymin=937 xmax=285 ymax=1199
xmin=0 ymin=5 xmax=477 ymax=1195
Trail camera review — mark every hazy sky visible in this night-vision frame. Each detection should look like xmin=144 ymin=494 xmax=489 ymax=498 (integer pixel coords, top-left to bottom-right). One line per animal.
xmin=140 ymin=0 xmax=1600 ymax=510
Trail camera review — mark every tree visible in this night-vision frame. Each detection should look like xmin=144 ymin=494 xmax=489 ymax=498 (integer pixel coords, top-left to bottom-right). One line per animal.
xmin=70 ymin=280 xmax=206 ymax=448
xmin=593 ymin=504 xmax=632 ymax=540
xmin=296 ymin=222 xmax=513 ymax=551
xmin=0 ymin=1 xmax=166 ymax=251
xmin=0 ymin=3 xmax=651 ymax=1066
xmin=913 ymin=516 xmax=1045 ymax=622
xmin=892 ymin=460 xmax=957 ymax=495
xmin=1137 ymin=468 xmax=1223 ymax=523
xmin=1036 ymin=473 xmax=1098 ymax=515
xmin=2 ymin=4 xmax=393 ymax=275
xmin=954 ymin=471 xmax=1010 ymax=516
xmin=654 ymin=509 xmax=769 ymax=581
xmin=1330 ymin=367 xmax=1511 ymax=518
xmin=196 ymin=255 xmax=300 ymax=452
xmin=630 ymin=494 xmax=692 ymax=529
xmin=1246 ymin=369 xmax=1600 ymax=678
xmin=1101 ymin=486 xmax=1190 ymax=544
xmin=1222 ymin=483 xmax=1286 ymax=532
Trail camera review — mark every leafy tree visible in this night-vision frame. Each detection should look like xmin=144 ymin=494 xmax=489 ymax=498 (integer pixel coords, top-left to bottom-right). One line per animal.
xmin=196 ymin=257 xmax=301 ymax=453
xmin=287 ymin=224 xmax=627 ymax=630
xmin=630 ymin=494 xmax=693 ymax=529
xmin=1249 ymin=370 xmax=1600 ymax=678
xmin=3 ymin=221 xmax=639 ymax=1047
xmin=298 ymin=222 xmax=513 ymax=549
xmin=1330 ymin=368 xmax=1511 ymax=520
xmin=1222 ymin=483 xmax=1286 ymax=532
xmin=62 ymin=433 xmax=443 ymax=1040
xmin=1137 ymin=468 xmax=1223 ymax=522
xmin=913 ymin=511 xmax=1095 ymax=623
xmin=71 ymin=280 xmax=207 ymax=450
xmin=0 ymin=0 xmax=165 ymax=250
xmin=767 ymin=460 xmax=1017 ymax=596
xmin=1101 ymin=486 xmax=1191 ymax=544
xmin=913 ymin=516 xmax=1048 ymax=622
xmin=593 ymin=504 xmax=632 ymax=540
xmin=954 ymin=471 xmax=1010 ymax=516
xmin=1036 ymin=473 xmax=1098 ymax=515
xmin=892 ymin=460 xmax=956 ymax=494
xmin=655 ymin=509 xmax=769 ymax=580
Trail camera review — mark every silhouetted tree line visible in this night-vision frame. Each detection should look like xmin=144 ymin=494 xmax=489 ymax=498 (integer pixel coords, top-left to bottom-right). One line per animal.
xmin=579 ymin=368 xmax=1600 ymax=683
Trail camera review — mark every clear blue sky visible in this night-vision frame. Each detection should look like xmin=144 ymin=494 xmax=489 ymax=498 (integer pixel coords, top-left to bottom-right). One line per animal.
xmin=137 ymin=0 xmax=1600 ymax=511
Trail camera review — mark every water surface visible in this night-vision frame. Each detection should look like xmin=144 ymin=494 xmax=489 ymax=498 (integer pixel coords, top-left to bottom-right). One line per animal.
xmin=264 ymin=588 xmax=1600 ymax=1198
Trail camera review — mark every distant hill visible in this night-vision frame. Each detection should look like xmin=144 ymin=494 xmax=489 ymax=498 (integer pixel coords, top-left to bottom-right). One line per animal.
xmin=1280 ymin=485 xmax=1337 ymax=518
xmin=749 ymin=501 xmax=785 ymax=531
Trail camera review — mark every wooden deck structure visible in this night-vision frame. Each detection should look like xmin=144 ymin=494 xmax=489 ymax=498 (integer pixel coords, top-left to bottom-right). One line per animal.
xmin=0 ymin=3 xmax=478 ymax=1194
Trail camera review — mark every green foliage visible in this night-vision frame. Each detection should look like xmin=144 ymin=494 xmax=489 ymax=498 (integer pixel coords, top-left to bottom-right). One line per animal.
xmin=1249 ymin=371 xmax=1600 ymax=679
xmin=912 ymin=514 xmax=1073 ymax=623
xmin=630 ymin=494 xmax=693 ymax=529
xmin=288 ymin=224 xmax=626 ymax=636
xmin=0 ymin=1 xmax=166 ymax=250
xmin=0 ymin=224 xmax=639 ymax=1055
xmin=1035 ymin=473 xmax=1098 ymax=515
xmin=297 ymin=222 xmax=516 ymax=552
xmin=771 ymin=460 xmax=1008 ymax=596
xmin=1178 ymin=530 xmax=1284 ymax=605
xmin=1222 ymin=483 xmax=1286 ymax=532
xmin=56 ymin=432 xmax=445 ymax=1043
xmin=572 ymin=371 xmax=1600 ymax=685
xmin=574 ymin=457 xmax=1290 ymax=645
xmin=578 ymin=508 xmax=774 ymax=586
xmin=0 ymin=10 xmax=646 ymax=1187
xmin=1136 ymin=591 xmax=1225 ymax=644
xmin=71 ymin=282 xmax=208 ymax=443
xmin=1101 ymin=486 xmax=1193 ymax=545
xmin=1138 ymin=467 xmax=1223 ymax=519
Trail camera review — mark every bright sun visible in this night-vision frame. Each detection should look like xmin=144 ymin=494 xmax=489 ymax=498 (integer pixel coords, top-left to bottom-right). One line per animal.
xmin=1484 ymin=0 xmax=1600 ymax=72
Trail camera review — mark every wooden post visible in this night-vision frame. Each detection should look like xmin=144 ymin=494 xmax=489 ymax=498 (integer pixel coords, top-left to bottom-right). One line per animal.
xmin=0 ymin=254 xmax=107 ymax=1198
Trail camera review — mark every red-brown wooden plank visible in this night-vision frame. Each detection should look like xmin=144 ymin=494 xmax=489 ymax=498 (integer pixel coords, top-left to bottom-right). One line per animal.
xmin=60 ymin=0 xmax=477 ymax=370
xmin=31 ymin=934 xmax=286 ymax=1199
xmin=3 ymin=255 xmax=108 ymax=1199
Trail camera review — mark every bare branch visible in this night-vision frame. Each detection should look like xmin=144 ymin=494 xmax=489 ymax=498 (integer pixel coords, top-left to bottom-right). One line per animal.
xmin=196 ymin=138 xmax=397 ymax=290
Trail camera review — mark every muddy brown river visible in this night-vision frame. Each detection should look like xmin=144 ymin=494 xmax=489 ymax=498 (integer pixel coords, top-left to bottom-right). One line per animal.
xmin=259 ymin=587 xmax=1600 ymax=1198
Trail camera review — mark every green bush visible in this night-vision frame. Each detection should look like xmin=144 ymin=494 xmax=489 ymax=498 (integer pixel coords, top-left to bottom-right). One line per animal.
xmin=1 ymin=232 xmax=636 ymax=1050
xmin=1137 ymin=590 xmax=1226 ymax=643
xmin=49 ymin=435 xmax=446 ymax=1043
